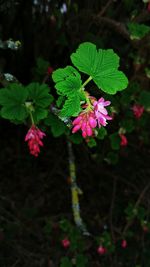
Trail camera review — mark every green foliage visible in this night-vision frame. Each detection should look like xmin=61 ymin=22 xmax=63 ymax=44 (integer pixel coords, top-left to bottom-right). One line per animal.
xmin=45 ymin=113 xmax=67 ymax=137
xmin=76 ymin=254 xmax=88 ymax=267
xmin=71 ymin=42 xmax=128 ymax=94
xmin=56 ymin=95 xmax=65 ymax=108
xmin=97 ymin=127 xmax=107 ymax=140
xmin=120 ymin=119 xmax=135 ymax=133
xmin=0 ymin=82 xmax=53 ymax=123
xmin=60 ymin=257 xmax=72 ymax=267
xmin=109 ymin=133 xmax=121 ymax=150
xmin=0 ymin=83 xmax=28 ymax=121
xmin=100 ymin=231 xmax=115 ymax=253
xmin=61 ymin=95 xmax=81 ymax=117
xmin=52 ymin=66 xmax=82 ymax=116
xmin=32 ymin=57 xmax=49 ymax=81
xmin=43 ymin=220 xmax=52 ymax=235
xmin=69 ymin=133 xmax=83 ymax=144
xmin=87 ymin=138 xmax=97 ymax=148
xmin=105 ymin=151 xmax=119 ymax=165
xmin=139 ymin=91 xmax=150 ymax=108
xmin=52 ymin=66 xmax=81 ymax=83
xmin=128 ymin=23 xmax=150 ymax=40
xmin=125 ymin=203 xmax=138 ymax=221
xmin=26 ymin=83 xmax=53 ymax=108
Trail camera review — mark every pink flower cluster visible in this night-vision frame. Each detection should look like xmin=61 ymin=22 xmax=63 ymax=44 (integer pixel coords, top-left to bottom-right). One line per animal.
xmin=97 ymin=245 xmax=107 ymax=255
xmin=25 ymin=125 xmax=46 ymax=157
xmin=121 ymin=239 xmax=127 ymax=248
xmin=61 ymin=238 xmax=70 ymax=248
xmin=132 ymin=104 xmax=144 ymax=119
xmin=119 ymin=134 xmax=128 ymax=147
xmin=72 ymin=97 xmax=112 ymax=138
xmin=47 ymin=66 xmax=54 ymax=75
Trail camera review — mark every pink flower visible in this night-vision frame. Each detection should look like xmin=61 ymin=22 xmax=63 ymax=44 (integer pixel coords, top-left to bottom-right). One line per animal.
xmin=119 ymin=134 xmax=128 ymax=146
xmin=97 ymin=245 xmax=107 ymax=255
xmin=61 ymin=238 xmax=70 ymax=248
xmin=148 ymin=2 xmax=150 ymax=12
xmin=93 ymin=97 xmax=112 ymax=127
xmin=72 ymin=97 xmax=112 ymax=138
xmin=121 ymin=239 xmax=127 ymax=248
xmin=25 ymin=125 xmax=46 ymax=157
xmin=143 ymin=225 xmax=149 ymax=233
xmin=47 ymin=66 xmax=54 ymax=75
xmin=132 ymin=104 xmax=144 ymax=119
xmin=72 ymin=111 xmax=97 ymax=138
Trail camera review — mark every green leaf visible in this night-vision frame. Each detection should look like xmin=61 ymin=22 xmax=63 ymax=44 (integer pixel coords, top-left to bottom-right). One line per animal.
xmin=71 ymin=42 xmax=128 ymax=94
xmin=53 ymin=66 xmax=82 ymax=117
xmin=97 ymin=127 xmax=107 ymax=140
xmin=60 ymin=257 xmax=73 ymax=267
xmin=59 ymin=219 xmax=72 ymax=232
xmin=26 ymin=83 xmax=53 ymax=108
xmin=55 ymin=75 xmax=82 ymax=97
xmin=34 ymin=57 xmax=49 ymax=75
xmin=1 ymin=104 xmax=27 ymax=121
xmin=61 ymin=95 xmax=81 ymax=117
xmin=128 ymin=23 xmax=150 ymax=40
xmin=76 ymin=254 xmax=88 ymax=267
xmin=53 ymin=66 xmax=82 ymax=98
xmin=0 ymin=83 xmax=28 ymax=121
xmin=56 ymin=95 xmax=65 ymax=107
xmin=109 ymin=133 xmax=120 ymax=150
xmin=43 ymin=221 xmax=52 ymax=235
xmin=105 ymin=151 xmax=119 ymax=165
xmin=69 ymin=133 xmax=83 ymax=144
xmin=52 ymin=66 xmax=80 ymax=83
xmin=32 ymin=107 xmax=48 ymax=123
xmin=120 ymin=119 xmax=135 ymax=133
xmin=139 ymin=91 xmax=150 ymax=108
xmin=45 ymin=113 xmax=67 ymax=137
xmin=87 ymin=138 xmax=97 ymax=148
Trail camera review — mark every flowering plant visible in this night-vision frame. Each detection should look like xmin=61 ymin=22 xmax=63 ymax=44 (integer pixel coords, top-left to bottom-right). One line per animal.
xmin=0 ymin=42 xmax=128 ymax=156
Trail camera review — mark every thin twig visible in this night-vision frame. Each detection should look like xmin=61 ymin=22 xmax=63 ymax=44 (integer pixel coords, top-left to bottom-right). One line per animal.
xmin=94 ymin=16 xmax=131 ymax=41
xmin=122 ymin=181 xmax=150 ymax=236
xmin=97 ymin=0 xmax=114 ymax=17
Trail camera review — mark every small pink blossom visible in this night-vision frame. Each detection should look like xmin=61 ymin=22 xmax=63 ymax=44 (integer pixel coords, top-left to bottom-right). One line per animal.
xmin=47 ymin=66 xmax=54 ymax=75
xmin=25 ymin=125 xmax=46 ymax=157
xmin=119 ymin=134 xmax=128 ymax=147
xmin=121 ymin=239 xmax=127 ymax=248
xmin=97 ymin=245 xmax=107 ymax=255
xmin=132 ymin=104 xmax=144 ymax=119
xmin=143 ymin=225 xmax=149 ymax=233
xmin=148 ymin=2 xmax=150 ymax=12
xmin=61 ymin=238 xmax=70 ymax=248
xmin=72 ymin=111 xmax=97 ymax=138
xmin=93 ymin=97 xmax=112 ymax=127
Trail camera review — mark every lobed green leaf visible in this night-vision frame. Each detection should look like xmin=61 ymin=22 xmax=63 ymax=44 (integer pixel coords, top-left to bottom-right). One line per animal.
xmin=71 ymin=42 xmax=128 ymax=94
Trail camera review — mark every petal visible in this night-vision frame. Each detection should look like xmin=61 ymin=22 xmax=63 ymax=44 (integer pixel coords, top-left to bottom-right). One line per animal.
xmin=89 ymin=117 xmax=97 ymax=128
xmin=82 ymin=130 xmax=87 ymax=138
xmin=86 ymin=126 xmax=93 ymax=136
xmin=72 ymin=124 xmax=81 ymax=133
xmin=72 ymin=116 xmax=82 ymax=125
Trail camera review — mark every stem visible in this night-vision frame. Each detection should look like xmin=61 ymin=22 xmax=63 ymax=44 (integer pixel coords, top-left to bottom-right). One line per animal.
xmin=67 ymin=139 xmax=90 ymax=236
xmin=81 ymin=76 xmax=92 ymax=89
xmin=25 ymin=102 xmax=35 ymax=125
xmin=29 ymin=111 xmax=34 ymax=125
xmin=80 ymin=76 xmax=93 ymax=110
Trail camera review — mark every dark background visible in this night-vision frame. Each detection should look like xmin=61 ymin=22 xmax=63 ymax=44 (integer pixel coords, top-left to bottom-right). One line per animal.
xmin=1 ymin=1 xmax=150 ymax=266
